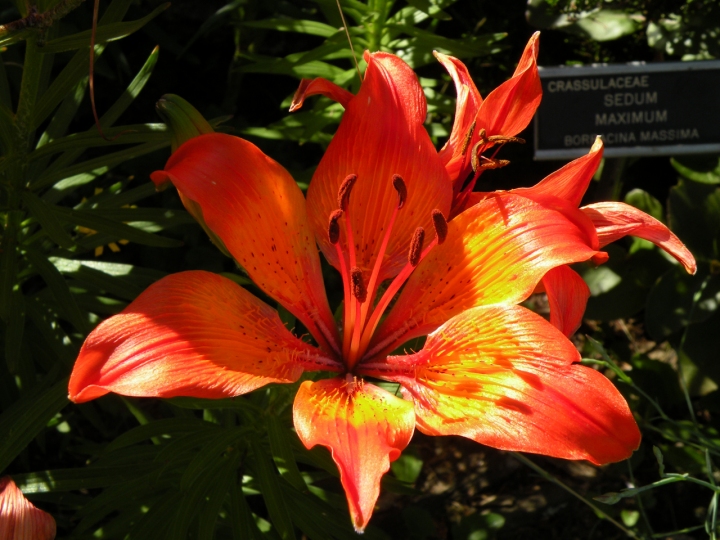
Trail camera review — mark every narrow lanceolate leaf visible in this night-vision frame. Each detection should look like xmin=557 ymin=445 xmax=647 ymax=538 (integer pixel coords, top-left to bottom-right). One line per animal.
xmin=31 ymin=138 xmax=170 ymax=191
xmin=4 ymin=289 xmax=26 ymax=373
xmin=39 ymin=4 xmax=170 ymax=53
xmin=373 ymin=305 xmax=640 ymax=465
xmin=249 ymin=439 xmax=297 ymax=540
xmin=24 ymin=248 xmax=90 ymax=333
xmin=0 ymin=377 xmax=69 ymax=473
xmin=241 ymin=19 xmax=338 ymax=37
xmin=30 ymin=0 xmax=136 ymax=129
xmin=56 ymin=206 xmax=182 ymax=248
xmin=20 ymin=192 xmax=75 ymax=249
xmin=267 ymin=416 xmax=306 ymax=491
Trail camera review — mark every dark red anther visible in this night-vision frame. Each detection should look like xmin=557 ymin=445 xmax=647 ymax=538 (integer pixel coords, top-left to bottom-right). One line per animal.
xmin=351 ymin=267 xmax=367 ymax=303
xmin=328 ymin=209 xmax=343 ymax=244
xmin=431 ymin=210 xmax=448 ymax=244
xmin=408 ymin=227 xmax=425 ymax=267
xmin=392 ymin=174 xmax=407 ymax=209
xmin=337 ymin=174 xmax=358 ymax=211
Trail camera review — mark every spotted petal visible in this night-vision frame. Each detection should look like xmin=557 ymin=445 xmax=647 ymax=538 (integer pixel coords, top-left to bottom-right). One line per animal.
xmin=69 ymin=271 xmax=337 ymax=403
xmin=293 ymin=378 xmax=415 ymax=533
xmin=372 ymin=305 xmax=640 ymax=465
xmin=151 ymin=133 xmax=339 ymax=353
xmin=0 ymin=477 xmax=56 ymax=540
xmin=306 ymin=51 xmax=452 ymax=283
xmin=367 ymin=193 xmax=599 ymax=357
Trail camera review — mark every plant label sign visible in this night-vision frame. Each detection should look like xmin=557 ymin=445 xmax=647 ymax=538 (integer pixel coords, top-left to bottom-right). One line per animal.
xmin=533 ymin=60 xmax=720 ymax=160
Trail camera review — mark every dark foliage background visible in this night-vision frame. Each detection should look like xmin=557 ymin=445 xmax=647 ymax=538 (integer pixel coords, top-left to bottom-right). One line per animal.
xmin=1 ymin=0 xmax=719 ymax=538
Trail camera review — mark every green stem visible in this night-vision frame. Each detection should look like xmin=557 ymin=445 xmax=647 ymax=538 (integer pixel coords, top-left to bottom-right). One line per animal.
xmin=511 ymin=452 xmax=639 ymax=539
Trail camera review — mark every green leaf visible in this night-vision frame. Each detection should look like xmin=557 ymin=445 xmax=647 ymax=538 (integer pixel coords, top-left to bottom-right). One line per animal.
xmin=104 ymin=418 xmax=216 ymax=452
xmin=4 ymin=289 xmax=26 ymax=373
xmin=268 ymin=416 xmax=306 ymax=491
xmin=241 ymin=19 xmax=339 ymax=38
xmin=646 ymin=266 xmax=720 ymax=341
xmin=31 ymin=138 xmax=170 ymax=191
xmin=54 ymin=206 xmax=182 ymax=248
xmin=20 ymin=192 xmax=75 ymax=249
xmin=668 ymin=179 xmax=720 ymax=260
xmin=39 ymin=4 xmax=170 ymax=54
xmin=0 ymin=376 xmax=69 ymax=473
xmin=672 ymin=155 xmax=720 ymax=185
xmin=24 ymin=247 xmax=91 ymax=333
xmin=31 ymin=0 xmax=136 ymax=129
xmin=249 ymin=439 xmax=297 ymax=540
xmin=391 ymin=451 xmax=423 ymax=484
xmin=50 ymin=258 xmax=165 ymax=301
xmin=228 ymin=480 xmax=266 ymax=540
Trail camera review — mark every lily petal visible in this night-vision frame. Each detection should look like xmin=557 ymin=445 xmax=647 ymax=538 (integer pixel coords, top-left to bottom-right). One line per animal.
xmin=150 ymin=133 xmax=340 ymax=353
xmin=435 ymin=51 xmax=483 ymax=184
xmin=515 ymin=136 xmax=603 ymax=207
xmin=293 ymin=378 xmax=415 ymax=533
xmin=368 ymin=193 xmax=599 ymax=356
xmin=69 ymin=271 xmax=336 ymax=403
xmin=542 ymin=265 xmax=590 ymax=337
xmin=0 ymin=477 xmax=56 ymax=540
xmin=290 ymin=77 xmax=354 ymax=111
xmin=374 ymin=305 xmax=640 ymax=465
xmin=306 ymin=51 xmax=452 ymax=282
xmin=582 ymin=201 xmax=697 ymax=274
xmin=475 ymin=32 xmax=541 ymax=138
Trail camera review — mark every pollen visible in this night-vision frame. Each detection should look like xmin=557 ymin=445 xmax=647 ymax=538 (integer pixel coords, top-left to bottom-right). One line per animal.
xmin=431 ymin=210 xmax=448 ymax=244
xmin=408 ymin=227 xmax=425 ymax=267
xmin=337 ymin=174 xmax=358 ymax=211
xmin=351 ymin=267 xmax=367 ymax=303
xmin=392 ymin=174 xmax=407 ymax=209
xmin=328 ymin=209 xmax=343 ymax=244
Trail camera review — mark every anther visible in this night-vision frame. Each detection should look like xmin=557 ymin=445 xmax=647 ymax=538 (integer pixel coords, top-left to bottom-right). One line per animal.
xmin=328 ymin=209 xmax=343 ymax=244
xmin=408 ymin=227 xmax=425 ymax=267
xmin=337 ymin=174 xmax=358 ymax=211
xmin=488 ymin=135 xmax=526 ymax=144
xmin=392 ymin=174 xmax=407 ymax=209
xmin=431 ymin=210 xmax=448 ymax=244
xmin=478 ymin=158 xmax=510 ymax=171
xmin=460 ymin=120 xmax=476 ymax=156
xmin=351 ymin=267 xmax=367 ymax=303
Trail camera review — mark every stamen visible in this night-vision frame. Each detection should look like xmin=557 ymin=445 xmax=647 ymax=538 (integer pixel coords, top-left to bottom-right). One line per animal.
xmin=328 ymin=209 xmax=343 ymax=244
xmin=351 ymin=267 xmax=367 ymax=303
xmin=337 ymin=174 xmax=357 ymax=211
xmin=408 ymin=227 xmax=425 ymax=267
xmin=431 ymin=210 xmax=448 ymax=244
xmin=392 ymin=174 xmax=407 ymax=209
xmin=488 ymin=135 xmax=525 ymax=144
xmin=460 ymin=120 xmax=476 ymax=156
xmin=478 ymin=158 xmax=510 ymax=171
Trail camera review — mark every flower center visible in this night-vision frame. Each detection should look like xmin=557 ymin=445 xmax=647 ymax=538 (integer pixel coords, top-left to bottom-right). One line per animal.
xmin=326 ymin=174 xmax=447 ymax=372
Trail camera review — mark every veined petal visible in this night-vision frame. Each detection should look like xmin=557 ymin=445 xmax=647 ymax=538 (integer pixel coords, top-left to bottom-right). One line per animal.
xmin=150 ymin=133 xmax=339 ymax=353
xmin=306 ymin=51 xmax=452 ymax=282
xmin=582 ymin=201 xmax=697 ymax=274
xmin=293 ymin=378 xmax=415 ymax=533
xmin=368 ymin=193 xmax=598 ymax=357
xmin=375 ymin=305 xmax=640 ymax=465
xmin=515 ymin=136 xmax=603 ymax=207
xmin=69 ymin=271 xmax=337 ymax=403
xmin=290 ymin=77 xmax=354 ymax=111
xmin=0 ymin=477 xmax=56 ymax=540
xmin=435 ymin=51 xmax=483 ymax=184
xmin=475 ymin=32 xmax=541 ymax=137
xmin=542 ymin=265 xmax=590 ymax=337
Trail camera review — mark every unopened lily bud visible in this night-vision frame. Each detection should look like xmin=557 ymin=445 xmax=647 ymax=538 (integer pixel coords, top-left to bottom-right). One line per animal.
xmin=0 ymin=477 xmax=56 ymax=540
xmin=156 ymin=94 xmax=214 ymax=155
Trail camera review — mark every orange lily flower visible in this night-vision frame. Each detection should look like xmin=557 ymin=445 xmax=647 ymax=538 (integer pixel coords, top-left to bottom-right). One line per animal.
xmin=0 ymin=477 xmax=56 ymax=540
xmin=435 ymin=38 xmax=696 ymax=337
xmin=69 ymin=46 xmax=645 ymax=532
